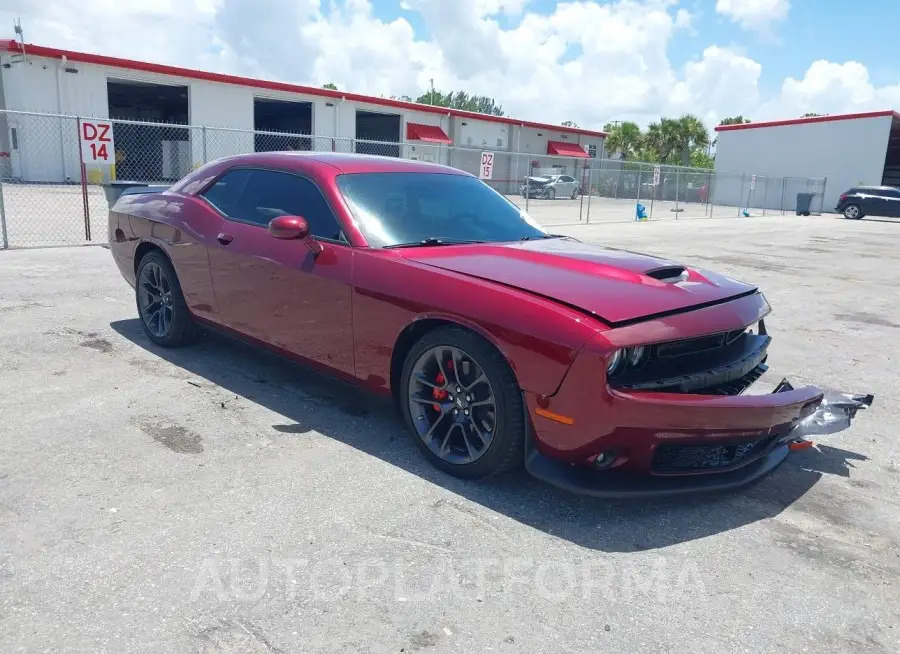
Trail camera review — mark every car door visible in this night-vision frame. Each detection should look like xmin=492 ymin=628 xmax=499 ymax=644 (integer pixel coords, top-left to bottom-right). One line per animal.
xmin=881 ymin=188 xmax=900 ymax=217
xmin=559 ymin=176 xmax=577 ymax=196
xmin=201 ymin=167 xmax=355 ymax=376
xmin=859 ymin=188 xmax=885 ymax=216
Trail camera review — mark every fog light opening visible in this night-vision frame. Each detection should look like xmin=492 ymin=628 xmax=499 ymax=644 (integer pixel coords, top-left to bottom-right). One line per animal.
xmin=592 ymin=451 xmax=618 ymax=470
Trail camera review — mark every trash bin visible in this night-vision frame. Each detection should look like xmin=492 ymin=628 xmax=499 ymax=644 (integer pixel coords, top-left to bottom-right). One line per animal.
xmin=101 ymin=181 xmax=149 ymax=209
xmin=796 ymin=192 xmax=814 ymax=216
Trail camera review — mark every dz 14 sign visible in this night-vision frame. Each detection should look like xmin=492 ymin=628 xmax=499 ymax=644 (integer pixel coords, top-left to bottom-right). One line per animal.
xmin=479 ymin=151 xmax=494 ymax=180
xmin=80 ymin=120 xmax=116 ymax=164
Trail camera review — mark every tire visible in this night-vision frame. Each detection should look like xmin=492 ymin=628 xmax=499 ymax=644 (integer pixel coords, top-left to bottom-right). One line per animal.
xmin=135 ymin=250 xmax=197 ymax=347
xmin=571 ymin=188 xmax=579 ymax=200
xmin=843 ymin=204 xmax=862 ymax=220
xmin=547 ymin=188 xmax=556 ymax=200
xmin=400 ymin=326 xmax=525 ymax=479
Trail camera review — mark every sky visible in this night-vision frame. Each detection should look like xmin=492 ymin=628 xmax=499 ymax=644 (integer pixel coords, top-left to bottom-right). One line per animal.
xmin=1 ymin=0 xmax=899 ymax=132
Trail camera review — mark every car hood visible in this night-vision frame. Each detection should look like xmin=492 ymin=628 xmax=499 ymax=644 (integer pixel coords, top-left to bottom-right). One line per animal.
xmin=399 ymin=238 xmax=758 ymax=325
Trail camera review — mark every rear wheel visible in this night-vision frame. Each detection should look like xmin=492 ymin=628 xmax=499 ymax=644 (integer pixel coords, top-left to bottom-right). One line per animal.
xmin=843 ymin=204 xmax=862 ymax=219
xmin=571 ymin=188 xmax=579 ymax=200
xmin=135 ymin=250 xmax=197 ymax=347
xmin=400 ymin=326 xmax=525 ymax=479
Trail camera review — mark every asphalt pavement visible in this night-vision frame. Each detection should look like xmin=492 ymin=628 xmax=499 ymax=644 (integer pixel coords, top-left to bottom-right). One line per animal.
xmin=0 ymin=214 xmax=898 ymax=652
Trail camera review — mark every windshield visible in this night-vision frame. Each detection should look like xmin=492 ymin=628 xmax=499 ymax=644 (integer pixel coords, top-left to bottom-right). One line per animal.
xmin=335 ymin=172 xmax=549 ymax=247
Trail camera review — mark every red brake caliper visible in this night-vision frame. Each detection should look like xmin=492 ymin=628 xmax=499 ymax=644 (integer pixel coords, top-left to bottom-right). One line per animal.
xmin=432 ymin=360 xmax=451 ymax=411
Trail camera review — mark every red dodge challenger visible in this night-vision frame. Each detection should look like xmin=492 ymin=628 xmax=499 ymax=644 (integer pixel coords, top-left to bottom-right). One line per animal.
xmin=108 ymin=152 xmax=872 ymax=497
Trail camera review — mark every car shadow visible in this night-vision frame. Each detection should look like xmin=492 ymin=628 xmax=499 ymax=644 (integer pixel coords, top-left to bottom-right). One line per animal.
xmin=110 ymin=319 xmax=866 ymax=553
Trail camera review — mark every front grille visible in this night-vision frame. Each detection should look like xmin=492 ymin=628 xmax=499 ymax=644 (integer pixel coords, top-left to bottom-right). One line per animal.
xmin=652 ymin=435 xmax=777 ymax=474
xmin=682 ymin=362 xmax=768 ymax=396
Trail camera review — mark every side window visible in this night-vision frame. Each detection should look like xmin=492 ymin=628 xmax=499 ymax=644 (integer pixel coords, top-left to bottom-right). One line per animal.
xmin=560 ymin=176 xmax=575 ymax=183
xmin=202 ymin=168 xmax=344 ymax=241
xmin=201 ymin=168 xmax=252 ymax=217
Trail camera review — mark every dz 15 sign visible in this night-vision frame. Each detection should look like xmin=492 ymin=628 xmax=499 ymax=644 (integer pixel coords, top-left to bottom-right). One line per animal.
xmin=80 ymin=120 xmax=116 ymax=164
xmin=479 ymin=151 xmax=494 ymax=180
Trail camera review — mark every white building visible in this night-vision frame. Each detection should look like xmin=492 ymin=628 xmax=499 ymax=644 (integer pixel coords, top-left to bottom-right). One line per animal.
xmin=714 ymin=111 xmax=900 ymax=212
xmin=0 ymin=39 xmax=606 ymax=186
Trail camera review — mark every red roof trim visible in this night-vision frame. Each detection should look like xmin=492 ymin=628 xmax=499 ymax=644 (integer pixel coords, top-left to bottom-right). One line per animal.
xmin=714 ymin=110 xmax=900 ymax=132
xmin=406 ymin=122 xmax=452 ymax=144
xmin=546 ymin=140 xmax=589 ymax=158
xmin=2 ymin=40 xmax=607 ymax=139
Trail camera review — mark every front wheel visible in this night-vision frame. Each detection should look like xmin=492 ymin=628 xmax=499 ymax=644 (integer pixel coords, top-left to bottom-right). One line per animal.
xmin=547 ymin=188 xmax=556 ymax=200
xmin=135 ymin=250 xmax=197 ymax=347
xmin=400 ymin=326 xmax=525 ymax=479
xmin=843 ymin=204 xmax=862 ymax=219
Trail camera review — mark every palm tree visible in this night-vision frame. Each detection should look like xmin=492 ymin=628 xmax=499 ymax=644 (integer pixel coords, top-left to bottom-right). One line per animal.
xmin=604 ymin=121 xmax=643 ymax=160
xmin=671 ymin=114 xmax=709 ymax=167
xmin=644 ymin=120 xmax=677 ymax=163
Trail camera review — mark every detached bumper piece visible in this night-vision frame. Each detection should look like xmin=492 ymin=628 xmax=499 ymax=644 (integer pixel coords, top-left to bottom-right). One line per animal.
xmin=774 ymin=378 xmax=874 ymax=444
xmin=525 ymin=378 xmax=874 ymax=499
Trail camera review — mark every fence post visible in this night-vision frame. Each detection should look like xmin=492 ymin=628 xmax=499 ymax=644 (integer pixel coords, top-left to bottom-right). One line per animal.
xmin=637 ymin=166 xmax=645 ymax=220
xmin=675 ymin=167 xmax=680 ymax=218
xmin=578 ymin=161 xmax=586 ymax=222
xmin=762 ymin=176 xmax=767 ymax=217
xmin=76 ymin=117 xmax=91 ymax=241
xmin=738 ymin=173 xmax=746 ymax=217
xmin=780 ymin=177 xmax=786 ymax=215
xmin=0 ymin=175 xmax=7 ymax=249
xmin=201 ymin=126 xmax=208 ymax=164
xmin=820 ymin=176 xmax=828 ymax=215
xmin=708 ymin=172 xmax=714 ymax=219
xmin=585 ymin=163 xmax=594 ymax=224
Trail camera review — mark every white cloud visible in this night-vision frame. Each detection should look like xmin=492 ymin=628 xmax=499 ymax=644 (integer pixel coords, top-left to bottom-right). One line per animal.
xmin=0 ymin=0 xmax=897 ymax=135
xmin=756 ymin=60 xmax=900 ymax=120
xmin=715 ymin=0 xmax=791 ymax=33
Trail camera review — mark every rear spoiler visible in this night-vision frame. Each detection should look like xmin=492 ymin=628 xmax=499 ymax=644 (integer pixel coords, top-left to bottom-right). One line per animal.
xmin=103 ymin=182 xmax=169 ymax=209
xmin=120 ymin=185 xmax=168 ymax=197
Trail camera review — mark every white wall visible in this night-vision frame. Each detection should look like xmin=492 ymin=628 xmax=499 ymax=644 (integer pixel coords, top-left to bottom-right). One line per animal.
xmin=713 ymin=116 xmax=893 ymax=211
xmin=1 ymin=53 xmax=604 ymax=186
xmin=189 ymin=82 xmax=253 ymax=166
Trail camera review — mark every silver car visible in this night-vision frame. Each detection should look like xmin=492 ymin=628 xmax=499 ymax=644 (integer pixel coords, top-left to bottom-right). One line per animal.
xmin=519 ymin=174 xmax=580 ymax=200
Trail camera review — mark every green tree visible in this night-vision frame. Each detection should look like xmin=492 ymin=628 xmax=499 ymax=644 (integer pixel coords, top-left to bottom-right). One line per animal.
xmin=643 ymin=119 xmax=677 ymax=163
xmin=802 ymin=112 xmax=825 ymax=117
xmin=322 ymin=82 xmax=338 ymax=90
xmin=415 ymin=89 xmax=505 ymax=116
xmin=604 ymin=121 xmax=643 ymax=160
xmin=671 ymin=114 xmax=710 ymax=167
xmin=562 ymin=120 xmax=579 ymax=127
xmin=719 ymin=115 xmax=751 ymax=125
xmin=642 ymin=116 xmax=709 ymax=166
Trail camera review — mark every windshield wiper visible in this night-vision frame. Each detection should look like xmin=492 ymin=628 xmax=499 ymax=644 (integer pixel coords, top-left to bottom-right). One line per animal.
xmin=519 ymin=234 xmax=562 ymax=241
xmin=385 ymin=237 xmax=486 ymax=249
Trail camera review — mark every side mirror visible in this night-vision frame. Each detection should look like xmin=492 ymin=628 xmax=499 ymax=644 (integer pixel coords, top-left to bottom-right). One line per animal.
xmin=268 ymin=215 xmax=309 ymax=240
xmin=268 ymin=215 xmax=323 ymax=256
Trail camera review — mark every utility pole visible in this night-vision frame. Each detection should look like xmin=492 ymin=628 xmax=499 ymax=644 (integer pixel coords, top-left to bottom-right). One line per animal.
xmin=429 ymin=78 xmax=435 ymax=105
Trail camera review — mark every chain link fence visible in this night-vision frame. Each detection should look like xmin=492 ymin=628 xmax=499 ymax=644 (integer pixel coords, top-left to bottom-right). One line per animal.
xmin=0 ymin=109 xmax=828 ymax=249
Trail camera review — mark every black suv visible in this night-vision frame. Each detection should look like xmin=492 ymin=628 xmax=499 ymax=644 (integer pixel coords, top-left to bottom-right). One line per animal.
xmin=835 ymin=186 xmax=900 ymax=220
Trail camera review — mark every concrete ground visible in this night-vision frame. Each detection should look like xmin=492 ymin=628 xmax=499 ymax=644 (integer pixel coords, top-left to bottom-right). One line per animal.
xmin=1 ymin=215 xmax=898 ymax=652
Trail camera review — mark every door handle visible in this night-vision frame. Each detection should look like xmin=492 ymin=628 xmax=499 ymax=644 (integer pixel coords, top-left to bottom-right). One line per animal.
xmin=217 ymin=232 xmax=234 ymax=245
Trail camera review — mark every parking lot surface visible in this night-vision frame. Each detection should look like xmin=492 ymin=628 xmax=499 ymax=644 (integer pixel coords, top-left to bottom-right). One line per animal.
xmin=1 ymin=215 xmax=898 ymax=652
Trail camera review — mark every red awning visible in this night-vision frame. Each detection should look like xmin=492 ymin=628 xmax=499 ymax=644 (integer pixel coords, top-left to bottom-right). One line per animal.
xmin=547 ymin=140 xmax=589 ymax=158
xmin=406 ymin=122 xmax=453 ymax=144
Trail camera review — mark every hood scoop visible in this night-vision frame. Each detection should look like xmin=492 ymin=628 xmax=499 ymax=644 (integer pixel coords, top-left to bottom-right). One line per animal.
xmin=645 ymin=266 xmax=689 ymax=283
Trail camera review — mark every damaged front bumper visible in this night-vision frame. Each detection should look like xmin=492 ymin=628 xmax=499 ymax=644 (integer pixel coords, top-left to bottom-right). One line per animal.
xmin=524 ymin=379 xmax=874 ymax=499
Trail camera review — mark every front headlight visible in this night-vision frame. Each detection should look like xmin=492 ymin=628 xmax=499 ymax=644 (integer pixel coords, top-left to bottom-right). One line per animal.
xmin=628 ymin=345 xmax=649 ymax=368
xmin=607 ymin=349 xmax=624 ymax=375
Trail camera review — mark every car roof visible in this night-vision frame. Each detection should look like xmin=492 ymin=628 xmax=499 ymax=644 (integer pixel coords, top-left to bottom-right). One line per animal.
xmin=213 ymin=151 xmax=472 ymax=176
xmin=851 ymin=185 xmax=898 ymax=191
